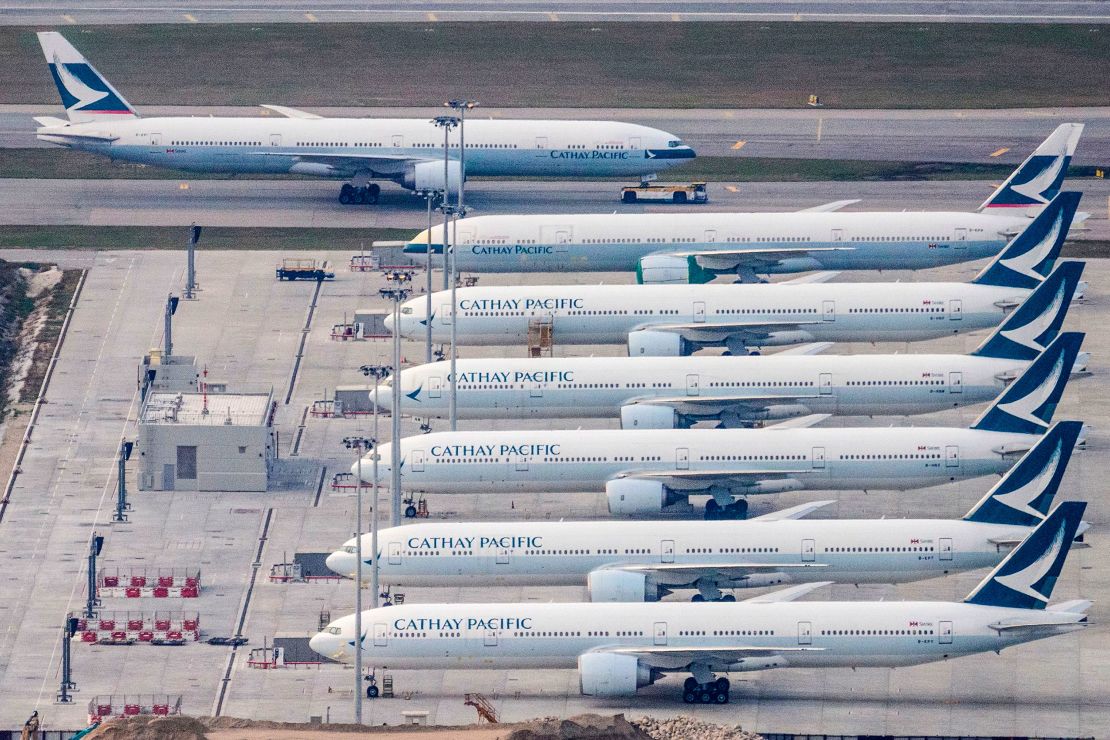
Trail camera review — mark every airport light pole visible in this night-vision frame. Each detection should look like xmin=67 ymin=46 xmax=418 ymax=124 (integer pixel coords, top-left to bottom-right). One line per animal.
xmin=432 ymin=115 xmax=458 ymax=292
xmin=380 ymin=285 xmax=412 ymax=526
xmin=359 ymin=363 xmax=391 ymax=609
xmin=439 ymin=204 xmax=464 ymax=431
xmin=342 ymin=435 xmax=371 ymax=721
xmin=414 ymin=189 xmax=440 ymax=364
xmin=445 ymin=100 xmax=477 ymax=222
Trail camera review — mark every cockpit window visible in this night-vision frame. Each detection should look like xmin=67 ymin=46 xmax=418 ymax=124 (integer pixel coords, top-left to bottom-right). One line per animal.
xmin=328 ymin=626 xmax=342 ymax=635
xmin=343 ymin=546 xmax=357 ymax=554
xmin=401 ymin=307 xmax=414 ymax=315
xmin=668 ymin=139 xmax=683 ymax=148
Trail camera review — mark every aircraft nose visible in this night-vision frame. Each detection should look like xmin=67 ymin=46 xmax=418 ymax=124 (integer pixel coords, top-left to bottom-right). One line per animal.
xmin=383 ymin=313 xmax=395 ymax=335
xmin=309 ymin=630 xmax=337 ymax=659
xmin=325 ymin=550 xmax=345 ymax=577
xmin=368 ymin=385 xmax=393 ymax=412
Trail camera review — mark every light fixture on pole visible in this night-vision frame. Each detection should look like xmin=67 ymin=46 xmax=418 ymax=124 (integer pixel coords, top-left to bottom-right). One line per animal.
xmin=358 ymin=363 xmax=391 ymax=610
xmin=431 ymin=115 xmax=458 ymax=292
xmin=342 ymin=434 xmax=372 ymax=720
xmin=380 ymin=284 xmax=412 ymax=526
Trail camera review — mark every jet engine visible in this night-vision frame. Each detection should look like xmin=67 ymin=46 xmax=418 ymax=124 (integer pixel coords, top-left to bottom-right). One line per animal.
xmin=587 ymin=569 xmax=656 ymax=602
xmin=401 ymin=160 xmax=462 ymax=192
xmin=606 ymin=479 xmax=672 ymax=515
xmin=628 ymin=330 xmax=689 ymax=357
xmin=636 ymin=255 xmax=714 ymax=284
xmin=620 ymin=404 xmax=680 ymax=429
xmin=578 ymin=653 xmax=654 ymax=697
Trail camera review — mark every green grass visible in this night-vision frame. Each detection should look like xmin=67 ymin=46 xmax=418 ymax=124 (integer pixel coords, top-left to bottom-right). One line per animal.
xmin=0 ymin=226 xmax=414 ymax=250
xmin=5 ymin=23 xmax=1109 ymax=108
xmin=5 ymin=148 xmax=1101 ymax=183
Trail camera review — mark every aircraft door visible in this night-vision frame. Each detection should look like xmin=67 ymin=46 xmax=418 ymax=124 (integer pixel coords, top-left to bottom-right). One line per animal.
xmin=374 ymin=623 xmax=389 ymax=647
xmin=535 ymin=136 xmax=548 ymax=150
xmin=831 ymin=229 xmax=845 ymax=242
xmin=388 ymin=542 xmax=402 ymax=565
xmin=822 ymin=300 xmax=836 ymax=321
xmin=811 ymin=447 xmax=825 ymax=469
xmin=484 ymin=630 xmax=498 ymax=647
xmin=693 ymin=301 xmax=706 ymax=323
xmin=797 ymin=621 xmax=812 ymax=645
xmin=676 ymin=448 xmax=690 ymax=470
xmin=529 ymin=382 xmax=543 ymax=398
xmin=391 ymin=134 xmax=404 ymax=148
xmin=945 ymin=445 xmax=960 ymax=468
xmin=948 ymin=372 xmax=963 ymax=394
xmin=412 ymin=449 xmax=425 ymax=473
xmin=429 ymin=376 xmax=443 ymax=398
xmin=819 ymin=373 xmax=832 ymax=395
xmin=704 ymin=229 xmax=717 ymax=243
xmin=628 ymin=136 xmax=642 ymax=150
xmin=150 ymin=133 xmax=161 ymax=146
xmin=661 ymin=539 xmax=675 ymax=563
xmin=440 ymin=302 xmax=453 ymax=325
xmin=496 ymin=548 xmax=510 ymax=565
xmin=939 ymin=620 xmax=953 ymax=644
xmin=269 ymin=134 xmax=281 ymax=147
xmin=516 ymin=456 xmax=529 ymax=472
xmin=802 ymin=539 xmax=815 ymax=562
xmin=653 ymin=622 xmax=668 ymax=646
xmin=939 ymin=537 xmax=953 ymax=561
xmin=954 ymin=228 xmax=968 ymax=248
xmin=540 ymin=224 xmax=572 ymax=252
xmin=685 ymin=374 xmax=700 ymax=396
xmin=948 ymin=299 xmax=963 ymax=320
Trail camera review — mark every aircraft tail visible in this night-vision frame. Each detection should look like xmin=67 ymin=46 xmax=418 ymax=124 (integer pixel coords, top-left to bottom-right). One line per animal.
xmin=971 ymin=191 xmax=1079 ymax=290
xmin=964 ymin=501 xmax=1086 ymax=610
xmin=971 ymin=261 xmax=1085 ymax=361
xmin=37 ymin=32 xmax=138 ymax=123
xmin=970 ymin=331 xmax=1083 ymax=435
xmin=977 ymin=124 xmax=1083 ymax=212
xmin=962 ymin=420 xmax=1083 ymax=526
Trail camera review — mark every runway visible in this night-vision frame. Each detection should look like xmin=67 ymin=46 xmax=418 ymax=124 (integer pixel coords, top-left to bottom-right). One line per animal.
xmin=2 ymin=1 xmax=1108 ymax=24
xmin=5 ymin=105 xmax=1110 ymax=163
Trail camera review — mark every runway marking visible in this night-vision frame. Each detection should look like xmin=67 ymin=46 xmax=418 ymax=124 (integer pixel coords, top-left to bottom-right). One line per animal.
xmin=671 ymin=13 xmax=681 ymax=21
xmin=726 ymin=185 xmax=739 ymax=193
xmin=816 ymin=117 xmax=823 ymax=142
xmin=62 ymin=14 xmax=76 ymax=23
xmin=989 ymin=147 xmax=1010 ymax=158
xmin=179 ymin=182 xmax=190 ymax=190
xmin=548 ymin=12 xmax=559 ymax=20
xmin=731 ymin=140 xmax=747 ymax=150
xmin=427 ymin=12 xmax=438 ymax=20
xmin=183 ymin=12 xmax=198 ymax=22
xmin=304 ymin=12 xmax=318 ymax=22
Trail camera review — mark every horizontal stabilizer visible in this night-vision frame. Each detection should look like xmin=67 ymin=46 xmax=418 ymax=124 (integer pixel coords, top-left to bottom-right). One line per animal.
xmin=260 ymin=104 xmax=323 ymax=119
xmin=751 ymin=500 xmax=835 ymax=521
xmin=743 ymin=581 xmax=832 ymax=603
xmin=797 ymin=199 xmax=860 ymax=213
xmin=779 ymin=272 xmax=841 ymax=285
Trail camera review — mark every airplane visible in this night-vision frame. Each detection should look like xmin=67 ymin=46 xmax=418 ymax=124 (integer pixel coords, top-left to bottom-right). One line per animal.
xmin=369 ymin=323 xmax=1087 ymax=428
xmin=310 ymin=501 xmax=1089 ymax=704
xmin=396 ymin=124 xmax=1084 ymax=282
xmin=326 ymin=421 xmax=1086 ymax=602
xmin=32 ymin=32 xmax=694 ymax=206
xmin=385 ymin=193 xmax=1083 ymax=356
xmin=355 ymin=334 xmax=1083 ymax=518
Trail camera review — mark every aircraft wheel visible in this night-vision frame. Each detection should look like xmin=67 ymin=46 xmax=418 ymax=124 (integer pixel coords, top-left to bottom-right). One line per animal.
xmin=684 ymin=677 xmax=698 ymax=692
xmin=622 ymin=191 xmax=637 ymax=203
xmin=691 ymin=594 xmax=705 ymax=602
xmin=726 ymin=500 xmax=748 ymax=520
xmin=353 ymin=189 xmax=367 ymax=205
xmin=339 ymin=191 xmax=352 ymax=205
xmin=366 ymin=685 xmax=379 ymax=698
xmin=404 ymin=505 xmax=418 ymax=518
xmin=369 ymin=184 xmax=381 ymax=198
xmin=683 ymin=691 xmax=697 ymax=704
xmin=704 ymin=499 xmax=722 ymax=520
xmin=341 ymin=184 xmax=354 ymax=196
xmin=714 ymin=691 xmax=729 ymax=704
xmin=720 ymin=594 xmax=736 ymax=602
xmin=715 ymin=677 xmax=730 ymax=693
xmin=699 ymin=690 xmax=713 ymax=703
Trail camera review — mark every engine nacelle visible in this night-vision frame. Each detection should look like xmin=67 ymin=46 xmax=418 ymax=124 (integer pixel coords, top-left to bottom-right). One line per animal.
xmin=606 ymin=478 xmax=672 ymax=515
xmin=719 ymin=403 xmax=810 ymax=426
xmin=724 ymin=330 xmax=814 ymax=354
xmin=578 ymin=652 xmax=654 ymax=697
xmin=587 ymin=569 xmax=656 ymax=602
xmin=628 ymin=330 xmax=689 ymax=357
xmin=289 ymin=162 xmax=339 ymax=177
xmin=620 ymin=404 xmax=679 ymax=429
xmin=637 ymin=255 xmax=713 ymax=285
xmin=734 ymin=478 xmax=805 ymax=495
xmin=401 ymin=160 xmax=462 ymax=193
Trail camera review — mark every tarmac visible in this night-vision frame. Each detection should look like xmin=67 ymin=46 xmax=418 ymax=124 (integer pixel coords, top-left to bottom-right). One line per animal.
xmin=0 ymin=233 xmax=1105 ymax=736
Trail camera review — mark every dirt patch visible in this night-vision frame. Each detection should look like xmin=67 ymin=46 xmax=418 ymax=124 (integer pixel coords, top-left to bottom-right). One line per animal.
xmin=18 ymin=268 xmax=82 ymax=403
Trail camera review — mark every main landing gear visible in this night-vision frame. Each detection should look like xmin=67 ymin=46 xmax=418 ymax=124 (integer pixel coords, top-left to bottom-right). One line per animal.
xmin=339 ymin=183 xmax=380 ymax=205
xmin=683 ymin=676 xmax=730 ymax=704
xmin=704 ymin=498 xmax=748 ymax=520
xmin=691 ymin=594 xmax=736 ymax=603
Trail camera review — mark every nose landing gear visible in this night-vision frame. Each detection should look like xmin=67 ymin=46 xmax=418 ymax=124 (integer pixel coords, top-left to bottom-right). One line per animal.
xmin=339 ymin=183 xmax=381 ymax=205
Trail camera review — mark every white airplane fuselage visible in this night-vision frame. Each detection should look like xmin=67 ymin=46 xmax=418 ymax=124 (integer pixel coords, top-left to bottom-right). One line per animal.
xmin=366 ymin=427 xmax=1032 ymax=496
xmin=390 ymin=281 xmax=1025 ymax=351
xmin=329 ymin=518 xmax=1033 ymax=590
xmin=379 ymin=353 xmax=1025 ymax=423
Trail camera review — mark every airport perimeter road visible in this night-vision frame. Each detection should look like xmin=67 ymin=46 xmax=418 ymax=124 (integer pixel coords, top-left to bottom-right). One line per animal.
xmin=2 ymin=1 xmax=1108 ymax=24
xmin=3 ymin=179 xmax=1110 ymax=240
xmin=4 ymin=106 xmax=1109 ymax=163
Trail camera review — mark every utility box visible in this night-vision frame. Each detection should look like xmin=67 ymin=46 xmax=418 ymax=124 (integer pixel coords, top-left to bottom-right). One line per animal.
xmin=137 ymin=390 xmax=275 ymax=492
xmin=334 ymin=386 xmax=377 ymax=415
xmin=354 ymin=310 xmax=390 ymax=338
xmin=138 ymin=352 xmax=199 ymax=400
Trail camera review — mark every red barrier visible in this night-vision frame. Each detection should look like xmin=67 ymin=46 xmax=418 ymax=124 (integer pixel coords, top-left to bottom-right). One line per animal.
xmin=138 ymin=631 xmax=154 ymax=642
xmin=99 ymin=619 xmax=115 ymax=631
xmin=130 ymin=576 xmax=146 ymax=588
xmin=125 ymin=587 xmax=141 ymax=598
xmin=153 ymin=587 xmax=168 ymax=598
xmin=81 ymin=631 xmax=98 ymax=643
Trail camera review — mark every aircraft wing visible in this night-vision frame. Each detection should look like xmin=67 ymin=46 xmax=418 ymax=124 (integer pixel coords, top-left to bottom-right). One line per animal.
xmin=779 ymin=271 xmax=841 ymax=285
xmin=648 ymin=320 xmax=822 ymax=344
xmin=750 ymin=500 xmax=835 ymax=520
xmin=776 ymin=342 xmax=834 ymax=356
xmin=597 ymin=645 xmax=823 ymax=670
xmin=797 ymin=199 xmax=861 ymax=213
xmin=627 ymin=393 xmax=822 ymax=409
xmin=249 ymin=150 xmax=435 ymax=176
xmin=620 ymin=468 xmax=808 ymax=491
xmin=605 ymin=562 xmax=828 ymax=589
xmin=260 ymin=104 xmax=323 ymax=119
xmin=743 ymin=581 xmax=833 ymax=603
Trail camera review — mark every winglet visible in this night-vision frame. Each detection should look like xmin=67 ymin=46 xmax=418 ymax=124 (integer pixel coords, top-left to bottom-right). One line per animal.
xmin=970 ymin=332 xmax=1083 ymax=435
xmin=971 ymin=191 xmax=1080 ymax=290
xmin=963 ymin=421 xmax=1083 ymax=526
xmin=978 ymin=124 xmax=1083 ymax=211
xmin=964 ymin=502 xmax=1086 ymax=610
xmin=971 ymin=261 xmax=1085 ymax=361
xmin=36 ymin=32 xmax=137 ymax=123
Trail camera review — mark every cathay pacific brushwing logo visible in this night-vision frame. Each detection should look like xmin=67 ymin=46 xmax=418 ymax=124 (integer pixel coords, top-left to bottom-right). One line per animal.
xmin=992 ymin=440 xmax=1063 ymax=519
xmin=52 ymin=54 xmax=108 ymax=111
xmin=419 ymin=310 xmax=435 ymax=328
xmin=995 ymin=521 xmax=1067 ymax=603
xmin=1010 ymin=156 xmax=1067 ymax=205
xmin=995 ymin=352 xmax=1066 ymax=430
xmin=405 ymin=384 xmax=423 ymax=402
xmin=1000 ymin=282 xmax=1065 ymax=351
xmin=998 ymin=210 xmax=1063 ymax=282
